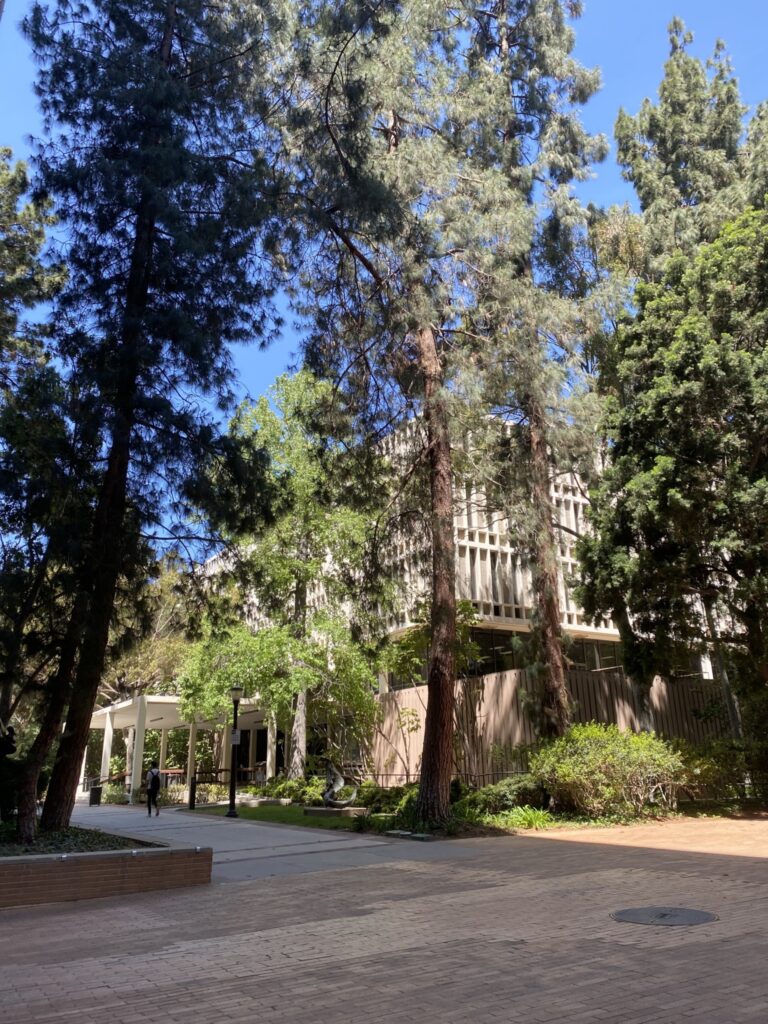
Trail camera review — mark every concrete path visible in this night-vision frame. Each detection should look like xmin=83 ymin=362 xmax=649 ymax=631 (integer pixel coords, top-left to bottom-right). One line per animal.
xmin=4 ymin=816 xmax=768 ymax=1023
xmin=70 ymin=804 xmax=474 ymax=881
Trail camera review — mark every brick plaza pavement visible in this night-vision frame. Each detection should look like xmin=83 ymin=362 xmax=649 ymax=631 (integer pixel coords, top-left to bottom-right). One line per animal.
xmin=2 ymin=817 xmax=767 ymax=1024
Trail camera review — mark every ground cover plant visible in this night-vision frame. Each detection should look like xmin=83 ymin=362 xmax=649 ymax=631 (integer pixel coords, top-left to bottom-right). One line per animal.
xmin=197 ymin=804 xmax=364 ymax=831
xmin=0 ymin=821 xmax=161 ymax=857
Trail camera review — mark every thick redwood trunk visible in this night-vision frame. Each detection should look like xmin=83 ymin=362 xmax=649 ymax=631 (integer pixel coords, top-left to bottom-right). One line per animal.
xmin=525 ymin=395 xmax=570 ymax=737
xmin=415 ymin=326 xmax=456 ymax=826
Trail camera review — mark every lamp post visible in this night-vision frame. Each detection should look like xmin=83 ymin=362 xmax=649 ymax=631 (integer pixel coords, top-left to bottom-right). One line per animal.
xmin=226 ymin=685 xmax=244 ymax=818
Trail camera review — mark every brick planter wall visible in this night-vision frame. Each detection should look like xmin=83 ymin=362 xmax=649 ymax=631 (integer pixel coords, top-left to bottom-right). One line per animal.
xmin=0 ymin=845 xmax=212 ymax=909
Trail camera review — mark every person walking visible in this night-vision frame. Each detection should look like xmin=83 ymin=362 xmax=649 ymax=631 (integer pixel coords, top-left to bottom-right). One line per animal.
xmin=146 ymin=762 xmax=161 ymax=817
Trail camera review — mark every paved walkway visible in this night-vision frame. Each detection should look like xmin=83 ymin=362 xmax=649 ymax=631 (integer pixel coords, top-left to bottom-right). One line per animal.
xmin=69 ymin=805 xmax=473 ymax=881
xmin=3 ymin=816 xmax=768 ymax=1023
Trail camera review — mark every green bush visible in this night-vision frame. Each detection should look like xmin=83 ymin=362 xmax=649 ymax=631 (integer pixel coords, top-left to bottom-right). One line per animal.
xmin=493 ymin=805 xmax=554 ymax=830
xmin=302 ymin=775 xmax=327 ymax=806
xmin=267 ymin=778 xmax=307 ymax=802
xmin=102 ymin=784 xmax=130 ymax=804
xmin=195 ymin=783 xmax=228 ymax=804
xmin=392 ymin=787 xmax=421 ymax=830
xmin=159 ymin=784 xmax=186 ymax=806
xmin=675 ymin=739 xmax=747 ymax=801
xmin=453 ymin=774 xmax=546 ymax=818
xmin=356 ymin=781 xmax=416 ymax=813
xmin=530 ymin=723 xmax=684 ymax=817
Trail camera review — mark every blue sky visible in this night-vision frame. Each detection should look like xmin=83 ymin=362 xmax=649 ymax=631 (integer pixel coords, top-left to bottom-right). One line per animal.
xmin=2 ymin=0 xmax=767 ymax=402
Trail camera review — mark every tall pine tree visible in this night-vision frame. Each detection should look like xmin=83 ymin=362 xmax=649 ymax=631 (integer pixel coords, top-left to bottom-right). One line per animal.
xmin=23 ymin=0 xmax=281 ymax=832
xmin=274 ymin=0 xmax=603 ymax=818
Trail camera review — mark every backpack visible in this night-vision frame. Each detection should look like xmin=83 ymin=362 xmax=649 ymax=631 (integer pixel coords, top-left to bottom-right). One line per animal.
xmin=148 ymin=768 xmax=161 ymax=794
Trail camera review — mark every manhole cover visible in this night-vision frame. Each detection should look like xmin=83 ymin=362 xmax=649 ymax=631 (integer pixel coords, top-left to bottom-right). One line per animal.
xmin=611 ymin=906 xmax=718 ymax=927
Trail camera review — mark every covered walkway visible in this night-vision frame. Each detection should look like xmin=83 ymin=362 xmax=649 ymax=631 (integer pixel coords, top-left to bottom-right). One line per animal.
xmin=85 ymin=694 xmax=279 ymax=799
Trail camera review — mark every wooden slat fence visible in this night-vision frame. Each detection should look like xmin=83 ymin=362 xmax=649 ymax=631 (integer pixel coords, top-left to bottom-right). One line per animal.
xmin=370 ymin=669 xmax=727 ymax=786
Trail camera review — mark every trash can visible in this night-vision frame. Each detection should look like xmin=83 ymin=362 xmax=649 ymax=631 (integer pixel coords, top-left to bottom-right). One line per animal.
xmin=89 ymin=784 xmax=102 ymax=806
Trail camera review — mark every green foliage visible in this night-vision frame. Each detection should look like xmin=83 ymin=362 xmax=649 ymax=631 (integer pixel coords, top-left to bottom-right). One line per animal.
xmin=102 ymin=785 xmax=130 ymax=805
xmin=530 ymin=723 xmax=684 ymax=817
xmin=453 ymin=775 xmax=547 ymax=818
xmin=614 ymin=19 xmax=747 ymax=271
xmin=101 ymin=559 xmax=197 ymax=703
xmin=492 ymin=806 xmax=554 ymax=831
xmin=301 ymin=775 xmax=327 ymax=807
xmin=0 ymin=147 xmax=63 ymax=368
xmin=392 ymin=786 xmax=421 ymax=831
xmin=383 ymin=600 xmax=479 ymax=688
xmin=356 ymin=781 xmax=417 ymax=814
xmin=579 ymin=207 xmax=768 ymax=717
xmin=244 ymin=774 xmax=326 ymax=806
xmin=178 ymin=622 xmax=265 ymax=726
xmin=675 ymin=740 xmax=747 ymax=801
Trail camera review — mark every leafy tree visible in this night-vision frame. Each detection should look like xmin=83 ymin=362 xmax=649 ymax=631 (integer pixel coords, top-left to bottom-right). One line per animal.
xmin=579 ymin=207 xmax=768 ymax=741
xmin=179 ymin=615 xmax=380 ymax=770
xmin=21 ymin=0 xmax=281 ymax=833
xmin=100 ymin=556 xmax=195 ymax=703
xmin=203 ymin=371 xmax=390 ymax=777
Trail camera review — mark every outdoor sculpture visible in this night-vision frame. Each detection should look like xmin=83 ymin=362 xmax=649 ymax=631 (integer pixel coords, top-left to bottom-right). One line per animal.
xmin=322 ymin=760 xmax=359 ymax=808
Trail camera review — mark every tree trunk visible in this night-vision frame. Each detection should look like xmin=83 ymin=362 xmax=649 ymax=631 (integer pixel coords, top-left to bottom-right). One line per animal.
xmin=415 ymin=326 xmax=456 ymax=827
xmin=40 ymin=430 xmax=132 ymax=830
xmin=703 ymin=594 xmax=742 ymax=740
xmin=287 ymin=569 xmax=309 ymax=780
xmin=15 ymin=592 xmax=87 ymax=843
xmin=615 ymin=606 xmax=654 ymax=731
xmin=524 ymin=394 xmax=570 ymax=737
xmin=288 ymin=688 xmax=307 ymax=780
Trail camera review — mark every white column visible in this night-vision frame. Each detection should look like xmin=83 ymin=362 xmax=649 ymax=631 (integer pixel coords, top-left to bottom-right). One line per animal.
xmin=186 ymin=722 xmax=197 ymax=784
xmin=159 ymin=728 xmax=168 ymax=772
xmin=266 ymin=715 xmax=276 ymax=780
xmin=78 ymin=746 xmax=89 ymax=794
xmin=128 ymin=696 xmax=147 ymax=803
xmin=99 ymin=712 xmax=114 ymax=782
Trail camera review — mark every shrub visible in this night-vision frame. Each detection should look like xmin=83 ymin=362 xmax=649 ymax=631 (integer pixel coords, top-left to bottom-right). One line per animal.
xmin=450 ymin=778 xmax=469 ymax=804
xmin=494 ymin=805 xmax=554 ymax=830
xmin=392 ymin=787 xmax=421 ymax=830
xmin=675 ymin=740 xmax=747 ymax=801
xmin=530 ymin=723 xmax=684 ymax=817
xmin=194 ymin=784 xmax=228 ymax=805
xmin=453 ymin=774 xmax=546 ymax=818
xmin=356 ymin=781 xmax=415 ymax=813
xmin=302 ymin=775 xmax=326 ymax=806
xmin=268 ymin=778 xmax=307 ymax=802
xmin=102 ymin=784 xmax=129 ymax=804
xmin=159 ymin=784 xmax=187 ymax=806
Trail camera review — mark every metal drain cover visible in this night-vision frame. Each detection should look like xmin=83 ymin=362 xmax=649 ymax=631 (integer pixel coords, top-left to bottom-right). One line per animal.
xmin=611 ymin=906 xmax=718 ymax=927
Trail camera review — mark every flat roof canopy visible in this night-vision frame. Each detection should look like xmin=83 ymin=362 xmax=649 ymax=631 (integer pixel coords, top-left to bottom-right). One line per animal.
xmin=90 ymin=695 xmax=264 ymax=732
